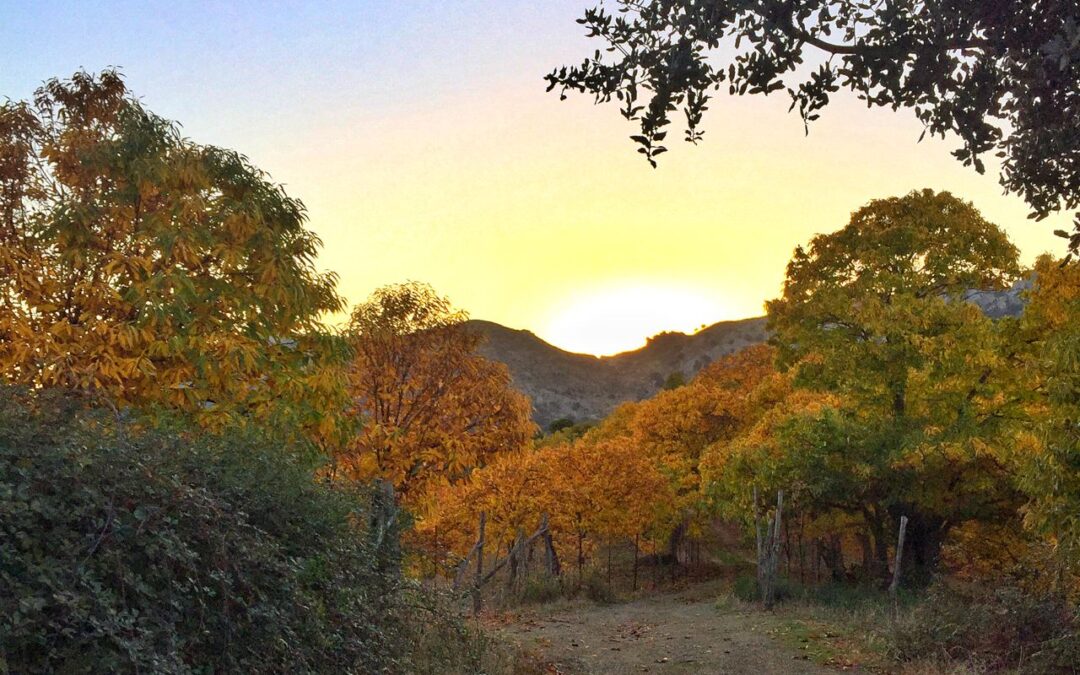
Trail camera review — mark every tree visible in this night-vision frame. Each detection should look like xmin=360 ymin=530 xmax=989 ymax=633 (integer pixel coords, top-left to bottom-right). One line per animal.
xmin=766 ymin=190 xmax=1024 ymax=578
xmin=626 ymin=344 xmax=777 ymax=507
xmin=662 ymin=371 xmax=686 ymax=390
xmin=548 ymin=417 xmax=577 ymax=434
xmin=577 ymin=345 xmax=778 ymax=557
xmin=421 ymin=444 xmax=551 ymax=567
xmin=0 ymin=71 xmax=347 ymax=435
xmin=337 ymin=282 xmax=535 ymax=499
xmin=1009 ymin=256 xmax=1080 ymax=575
xmin=546 ymin=1 xmax=1080 ymax=251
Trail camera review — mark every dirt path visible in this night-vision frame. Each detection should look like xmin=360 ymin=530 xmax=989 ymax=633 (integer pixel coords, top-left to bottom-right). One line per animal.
xmin=495 ymin=585 xmax=831 ymax=674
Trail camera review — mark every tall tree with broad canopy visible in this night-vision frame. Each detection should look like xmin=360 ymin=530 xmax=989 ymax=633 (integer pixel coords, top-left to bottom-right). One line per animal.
xmin=0 ymin=71 xmax=347 ymax=436
xmin=338 ymin=282 xmax=535 ymax=500
xmin=1009 ymin=255 xmax=1080 ymax=575
xmin=546 ymin=1 xmax=1080 ymax=253
xmin=766 ymin=189 xmax=1024 ymax=579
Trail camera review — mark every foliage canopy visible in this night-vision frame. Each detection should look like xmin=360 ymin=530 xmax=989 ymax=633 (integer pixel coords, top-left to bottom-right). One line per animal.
xmin=338 ymin=282 xmax=535 ymax=499
xmin=0 ymin=71 xmax=347 ymax=433
xmin=547 ymin=1 xmax=1080 ymax=251
xmin=0 ymin=388 xmax=405 ymax=674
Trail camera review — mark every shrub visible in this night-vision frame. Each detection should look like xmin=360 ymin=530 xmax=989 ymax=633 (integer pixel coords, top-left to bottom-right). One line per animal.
xmin=890 ymin=583 xmax=1079 ymax=673
xmin=519 ymin=575 xmax=564 ymax=605
xmin=731 ymin=572 xmax=795 ymax=605
xmin=0 ymin=388 xmax=407 ymax=673
xmin=404 ymin=591 xmax=545 ymax=675
xmin=581 ymin=570 xmax=616 ymax=604
xmin=732 ymin=573 xmax=760 ymax=602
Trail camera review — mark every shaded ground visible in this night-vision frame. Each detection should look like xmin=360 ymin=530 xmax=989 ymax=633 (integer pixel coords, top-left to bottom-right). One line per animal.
xmin=494 ymin=582 xmax=833 ymax=674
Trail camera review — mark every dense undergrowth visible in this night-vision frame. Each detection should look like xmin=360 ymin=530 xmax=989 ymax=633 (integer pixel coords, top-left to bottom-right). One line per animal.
xmin=724 ymin=574 xmax=1080 ymax=673
xmin=0 ymin=389 xmax=526 ymax=674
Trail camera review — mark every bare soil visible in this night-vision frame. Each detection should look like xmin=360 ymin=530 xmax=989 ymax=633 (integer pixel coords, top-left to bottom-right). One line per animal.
xmin=494 ymin=582 xmax=833 ymax=674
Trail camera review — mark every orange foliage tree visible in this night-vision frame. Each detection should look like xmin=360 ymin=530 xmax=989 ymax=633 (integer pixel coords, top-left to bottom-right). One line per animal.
xmin=0 ymin=71 xmax=346 ymax=435
xmin=582 ymin=345 xmax=780 ymax=552
xmin=335 ymin=282 xmax=534 ymax=499
xmin=421 ymin=436 xmax=673 ymax=580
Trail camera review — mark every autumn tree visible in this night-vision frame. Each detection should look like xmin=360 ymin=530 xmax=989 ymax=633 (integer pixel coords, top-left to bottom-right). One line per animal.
xmin=419 ymin=444 xmax=551 ymax=577
xmin=337 ymin=282 xmax=534 ymax=499
xmin=575 ymin=437 xmax=674 ymax=563
xmin=1009 ymin=256 xmax=1080 ymax=576
xmin=0 ymin=71 xmax=346 ymax=435
xmin=703 ymin=387 xmax=881 ymax=576
xmin=423 ymin=435 xmax=673 ymax=585
xmin=766 ymin=190 xmax=1024 ymax=578
xmin=547 ymin=1 xmax=1080 ymax=250
xmin=626 ymin=346 xmax=776 ymax=531
xmin=577 ymin=345 xmax=778 ymax=557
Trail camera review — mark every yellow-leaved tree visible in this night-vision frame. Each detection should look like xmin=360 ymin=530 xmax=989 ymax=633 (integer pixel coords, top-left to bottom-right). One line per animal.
xmin=764 ymin=189 xmax=1023 ymax=579
xmin=0 ymin=71 xmax=347 ymax=437
xmin=1010 ymin=256 xmax=1080 ymax=579
xmin=336 ymin=282 xmax=535 ymax=499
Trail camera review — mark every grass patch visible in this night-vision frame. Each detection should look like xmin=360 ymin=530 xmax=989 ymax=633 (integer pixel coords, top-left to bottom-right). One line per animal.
xmin=726 ymin=578 xmax=1080 ymax=674
xmin=771 ymin=618 xmax=853 ymax=668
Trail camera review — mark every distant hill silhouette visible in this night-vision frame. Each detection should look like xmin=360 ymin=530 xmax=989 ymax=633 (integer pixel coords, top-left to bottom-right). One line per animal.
xmin=467 ymin=318 xmax=768 ymax=428
xmin=468 ymin=279 xmax=1030 ymax=428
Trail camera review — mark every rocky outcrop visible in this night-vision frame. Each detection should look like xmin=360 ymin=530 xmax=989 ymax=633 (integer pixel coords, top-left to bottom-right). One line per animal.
xmin=961 ymin=278 xmax=1031 ymax=318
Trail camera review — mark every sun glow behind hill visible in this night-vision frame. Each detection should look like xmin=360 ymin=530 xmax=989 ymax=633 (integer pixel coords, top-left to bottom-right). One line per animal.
xmin=539 ymin=283 xmax=731 ymax=356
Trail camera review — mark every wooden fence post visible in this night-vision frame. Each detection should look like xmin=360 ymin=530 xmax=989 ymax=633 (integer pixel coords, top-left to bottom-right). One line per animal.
xmin=889 ymin=515 xmax=908 ymax=597
xmin=632 ymin=534 xmax=639 ymax=592
xmin=761 ymin=490 xmax=784 ymax=609
xmin=543 ymin=514 xmax=560 ymax=577
xmin=753 ymin=487 xmax=764 ymax=587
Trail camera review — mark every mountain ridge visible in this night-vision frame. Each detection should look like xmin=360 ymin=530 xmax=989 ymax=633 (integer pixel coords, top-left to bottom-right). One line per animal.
xmin=468 ymin=279 xmax=1031 ymax=428
xmin=468 ymin=317 xmax=768 ymax=428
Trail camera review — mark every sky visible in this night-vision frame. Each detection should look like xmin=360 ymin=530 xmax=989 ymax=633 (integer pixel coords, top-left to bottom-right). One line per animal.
xmin=1 ymin=1 xmax=1070 ymax=355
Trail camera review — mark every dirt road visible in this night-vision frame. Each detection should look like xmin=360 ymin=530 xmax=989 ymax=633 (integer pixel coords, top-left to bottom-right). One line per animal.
xmin=495 ymin=584 xmax=832 ymax=674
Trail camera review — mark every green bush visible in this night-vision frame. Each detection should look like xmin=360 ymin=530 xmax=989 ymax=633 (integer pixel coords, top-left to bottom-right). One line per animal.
xmin=732 ymin=573 xmax=759 ymax=602
xmin=519 ymin=575 xmax=564 ymax=605
xmin=0 ymin=389 xmax=407 ymax=674
xmin=581 ymin=570 xmax=616 ymax=604
xmin=890 ymin=583 xmax=1079 ymax=673
xmin=731 ymin=573 xmax=795 ymax=605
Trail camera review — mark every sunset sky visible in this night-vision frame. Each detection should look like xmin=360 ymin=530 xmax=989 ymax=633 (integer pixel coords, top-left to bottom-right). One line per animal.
xmin=2 ymin=1 xmax=1069 ymax=355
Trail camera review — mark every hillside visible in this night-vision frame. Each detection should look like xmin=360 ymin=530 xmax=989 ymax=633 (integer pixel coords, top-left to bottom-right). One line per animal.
xmin=468 ymin=317 xmax=768 ymax=429
xmin=470 ymin=279 xmax=1030 ymax=429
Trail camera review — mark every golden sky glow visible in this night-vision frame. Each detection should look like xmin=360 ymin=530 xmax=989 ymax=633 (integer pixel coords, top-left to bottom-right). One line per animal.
xmin=291 ymin=86 xmax=1065 ymax=354
xmin=542 ymin=283 xmax=730 ymax=356
xmin=1 ymin=2 xmax=1070 ymax=356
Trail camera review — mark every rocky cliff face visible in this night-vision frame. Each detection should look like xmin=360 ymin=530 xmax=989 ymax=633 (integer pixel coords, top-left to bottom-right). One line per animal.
xmin=961 ymin=278 xmax=1031 ymax=319
xmin=468 ymin=317 xmax=768 ymax=429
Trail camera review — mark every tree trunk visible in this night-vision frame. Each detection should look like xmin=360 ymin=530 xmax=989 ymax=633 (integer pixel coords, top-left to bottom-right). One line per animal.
xmin=796 ymin=522 xmax=806 ymax=584
xmin=508 ymin=529 xmax=524 ymax=590
xmin=901 ymin=512 xmax=948 ymax=584
xmin=544 ymin=529 xmax=561 ymax=577
xmin=473 ymin=512 xmax=486 ymax=616
xmin=819 ymin=534 xmax=845 ymax=582
xmin=857 ymin=532 xmax=873 ymax=578
xmin=577 ymin=530 xmax=585 ymax=583
xmin=864 ymin=508 xmax=890 ymax=581
xmin=753 ymin=487 xmax=764 ymax=586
